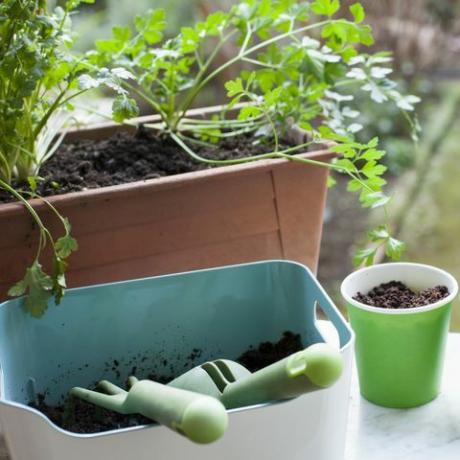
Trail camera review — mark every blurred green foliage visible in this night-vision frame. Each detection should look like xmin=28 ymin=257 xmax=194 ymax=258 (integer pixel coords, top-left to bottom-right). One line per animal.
xmin=69 ymin=0 xmax=199 ymax=50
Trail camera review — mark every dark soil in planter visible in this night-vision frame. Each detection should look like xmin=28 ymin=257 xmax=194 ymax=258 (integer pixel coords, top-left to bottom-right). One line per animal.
xmin=0 ymin=128 xmax=296 ymax=203
xmin=30 ymin=331 xmax=303 ymax=434
xmin=353 ymin=281 xmax=449 ymax=309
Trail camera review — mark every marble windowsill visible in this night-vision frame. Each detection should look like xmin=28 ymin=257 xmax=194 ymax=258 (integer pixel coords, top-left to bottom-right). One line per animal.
xmin=345 ymin=333 xmax=460 ymax=460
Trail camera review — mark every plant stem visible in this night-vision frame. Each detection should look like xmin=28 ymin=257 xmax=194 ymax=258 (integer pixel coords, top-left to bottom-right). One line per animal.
xmin=241 ymin=57 xmax=281 ymax=69
xmin=172 ymin=29 xmax=238 ymax=128
xmin=174 ymin=20 xmax=330 ymax=127
xmin=0 ymin=178 xmax=52 ymax=260
xmin=171 ymin=133 xmax=382 ymax=210
xmin=179 ymin=115 xmax=264 ymax=126
xmin=172 ymin=132 xmax=347 ymax=171
xmin=178 ymin=121 xmax=264 ymax=136
xmin=124 ymin=81 xmax=169 ymax=123
xmin=0 ymin=152 xmax=12 ymax=184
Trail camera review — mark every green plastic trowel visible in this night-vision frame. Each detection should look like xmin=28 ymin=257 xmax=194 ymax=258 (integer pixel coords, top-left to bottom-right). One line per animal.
xmin=71 ymin=342 xmax=342 ymax=444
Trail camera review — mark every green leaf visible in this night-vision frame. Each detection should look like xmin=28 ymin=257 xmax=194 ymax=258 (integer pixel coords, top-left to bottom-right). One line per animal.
xmin=225 ymin=78 xmax=244 ymax=97
xmin=360 ymin=148 xmax=385 ymax=161
xmin=134 ymin=9 xmax=166 ymax=44
xmin=349 ymin=3 xmax=365 ymax=23
xmin=358 ymin=25 xmax=374 ymax=46
xmin=264 ymin=86 xmax=282 ymax=106
xmin=55 ymin=234 xmax=78 ymax=259
xmin=8 ymin=262 xmax=53 ymax=318
xmin=386 ymin=238 xmax=406 ymax=260
xmin=330 ymin=144 xmax=357 ymax=158
xmin=335 ymin=158 xmax=357 ymax=172
xmin=113 ymin=26 xmax=131 ymax=43
xmin=370 ymin=67 xmax=393 ymax=79
xmin=366 ymin=137 xmax=379 ymax=148
xmin=341 ymin=46 xmax=358 ymax=62
xmin=360 ymin=190 xmax=390 ymax=208
xmin=111 ymin=67 xmax=135 ymax=80
xmin=347 ymin=178 xmax=362 ymax=192
xmin=311 ymin=0 xmax=340 ymax=17
xmin=368 ymin=226 xmax=389 ymax=241
xmin=96 ymin=39 xmax=122 ymax=54
xmin=348 ymin=123 xmax=363 ymax=133
xmin=395 ymin=94 xmax=421 ymax=111
xmin=201 ymin=11 xmax=228 ymax=36
xmin=52 ymin=256 xmax=68 ymax=305
xmin=318 ymin=126 xmax=350 ymax=143
xmin=327 ymin=175 xmax=337 ymax=188
xmin=346 ymin=67 xmax=367 ymax=80
xmin=77 ymin=74 xmax=100 ymax=90
xmin=362 ymin=161 xmax=387 ymax=178
xmin=238 ymin=105 xmax=262 ymax=120
xmin=322 ymin=23 xmax=347 ymax=45
xmin=66 ymin=0 xmax=95 ymax=9
xmin=246 ymin=71 xmax=256 ymax=89
xmin=257 ymin=70 xmax=277 ymax=92
xmin=353 ymin=247 xmax=377 ymax=267
xmin=27 ymin=176 xmax=38 ymax=193
xmin=180 ymin=27 xmax=200 ymax=53
xmin=112 ymin=96 xmax=139 ymax=123
xmin=8 ymin=279 xmax=27 ymax=297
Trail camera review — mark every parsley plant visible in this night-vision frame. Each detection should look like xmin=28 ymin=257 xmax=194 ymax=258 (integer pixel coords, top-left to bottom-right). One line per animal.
xmin=93 ymin=0 xmax=419 ymax=267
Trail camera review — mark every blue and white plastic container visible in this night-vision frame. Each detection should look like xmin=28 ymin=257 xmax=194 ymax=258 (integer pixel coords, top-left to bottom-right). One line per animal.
xmin=0 ymin=261 xmax=353 ymax=460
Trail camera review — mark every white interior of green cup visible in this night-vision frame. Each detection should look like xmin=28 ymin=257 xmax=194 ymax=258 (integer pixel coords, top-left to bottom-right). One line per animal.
xmin=341 ymin=262 xmax=459 ymax=314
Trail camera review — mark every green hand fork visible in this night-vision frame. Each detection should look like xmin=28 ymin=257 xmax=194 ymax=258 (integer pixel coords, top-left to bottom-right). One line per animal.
xmin=70 ymin=377 xmax=228 ymax=444
xmin=71 ymin=342 xmax=342 ymax=443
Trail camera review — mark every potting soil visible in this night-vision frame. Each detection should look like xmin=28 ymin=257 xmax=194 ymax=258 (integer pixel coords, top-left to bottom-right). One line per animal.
xmin=30 ymin=331 xmax=303 ymax=433
xmin=353 ymin=281 xmax=449 ymax=309
xmin=0 ymin=128 xmax=295 ymax=203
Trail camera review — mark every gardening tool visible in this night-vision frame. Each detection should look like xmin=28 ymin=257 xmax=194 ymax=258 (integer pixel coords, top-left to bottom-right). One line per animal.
xmin=70 ymin=379 xmax=228 ymax=444
xmin=71 ymin=342 xmax=342 ymax=443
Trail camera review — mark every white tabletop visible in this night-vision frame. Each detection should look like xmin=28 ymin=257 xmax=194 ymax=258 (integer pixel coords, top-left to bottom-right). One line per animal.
xmin=345 ymin=333 xmax=460 ymax=460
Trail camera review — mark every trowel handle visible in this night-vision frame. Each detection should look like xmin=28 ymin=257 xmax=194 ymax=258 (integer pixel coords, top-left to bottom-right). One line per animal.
xmin=126 ymin=380 xmax=228 ymax=444
xmin=221 ymin=343 xmax=343 ymax=409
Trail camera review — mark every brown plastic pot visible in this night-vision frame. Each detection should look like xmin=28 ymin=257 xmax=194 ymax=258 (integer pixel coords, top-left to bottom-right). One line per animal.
xmin=0 ymin=108 xmax=333 ymax=301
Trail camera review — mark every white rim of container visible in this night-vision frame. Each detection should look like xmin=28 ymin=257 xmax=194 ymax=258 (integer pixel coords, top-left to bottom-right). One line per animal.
xmin=341 ymin=262 xmax=459 ymax=315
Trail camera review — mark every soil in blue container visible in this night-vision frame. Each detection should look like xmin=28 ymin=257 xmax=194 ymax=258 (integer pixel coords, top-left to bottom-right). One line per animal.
xmin=29 ymin=331 xmax=303 ymax=433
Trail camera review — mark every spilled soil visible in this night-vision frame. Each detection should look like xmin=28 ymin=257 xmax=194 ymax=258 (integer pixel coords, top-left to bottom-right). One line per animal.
xmin=30 ymin=332 xmax=303 ymax=434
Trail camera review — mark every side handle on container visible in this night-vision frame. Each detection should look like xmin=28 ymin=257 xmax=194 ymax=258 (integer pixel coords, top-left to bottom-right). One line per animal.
xmin=313 ymin=287 xmax=352 ymax=349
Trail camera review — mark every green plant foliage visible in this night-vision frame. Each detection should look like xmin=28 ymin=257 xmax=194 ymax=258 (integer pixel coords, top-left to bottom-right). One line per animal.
xmin=91 ymin=0 xmax=418 ymax=267
xmin=0 ymin=0 xmax=134 ymax=184
xmin=0 ymin=0 xmax=134 ymax=316
xmin=2 ymin=0 xmax=420 ymax=315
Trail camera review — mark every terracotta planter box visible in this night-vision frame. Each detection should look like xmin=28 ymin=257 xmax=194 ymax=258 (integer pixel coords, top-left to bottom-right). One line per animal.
xmin=0 ymin=108 xmax=333 ymax=301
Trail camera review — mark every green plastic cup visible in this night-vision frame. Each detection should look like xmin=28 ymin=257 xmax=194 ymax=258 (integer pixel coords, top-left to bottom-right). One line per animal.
xmin=341 ymin=262 xmax=458 ymax=408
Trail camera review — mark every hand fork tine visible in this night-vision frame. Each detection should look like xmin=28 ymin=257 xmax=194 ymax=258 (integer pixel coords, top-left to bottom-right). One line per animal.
xmin=97 ymin=380 xmax=126 ymax=395
xmin=70 ymin=386 xmax=128 ymax=413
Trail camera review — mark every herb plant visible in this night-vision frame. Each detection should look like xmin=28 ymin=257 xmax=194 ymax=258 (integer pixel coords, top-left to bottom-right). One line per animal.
xmin=93 ymin=0 xmax=419 ymax=266
xmin=2 ymin=0 xmax=420 ymax=317
xmin=0 ymin=0 xmax=135 ymax=316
